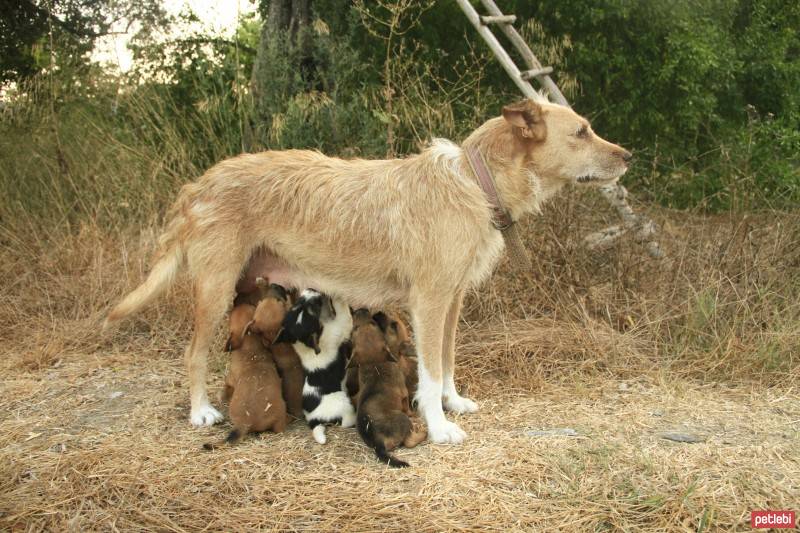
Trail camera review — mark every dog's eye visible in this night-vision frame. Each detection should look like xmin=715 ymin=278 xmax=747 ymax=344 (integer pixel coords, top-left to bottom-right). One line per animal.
xmin=575 ymin=125 xmax=590 ymax=139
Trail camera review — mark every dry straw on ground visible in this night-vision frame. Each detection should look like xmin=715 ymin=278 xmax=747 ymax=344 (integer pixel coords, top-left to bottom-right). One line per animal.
xmin=1 ymin=193 xmax=798 ymax=531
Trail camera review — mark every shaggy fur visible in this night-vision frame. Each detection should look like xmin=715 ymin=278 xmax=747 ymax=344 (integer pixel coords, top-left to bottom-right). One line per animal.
xmin=203 ymin=304 xmax=287 ymax=449
xmin=104 ymin=99 xmax=630 ymax=443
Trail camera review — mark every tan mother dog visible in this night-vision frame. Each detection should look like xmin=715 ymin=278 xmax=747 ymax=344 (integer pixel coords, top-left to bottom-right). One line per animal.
xmin=104 ymin=99 xmax=630 ymax=444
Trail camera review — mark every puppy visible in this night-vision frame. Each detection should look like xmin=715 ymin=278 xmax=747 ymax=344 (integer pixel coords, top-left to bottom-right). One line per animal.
xmin=349 ymin=313 xmax=426 ymax=467
xmin=204 ymin=304 xmax=287 ymax=449
xmin=346 ymin=308 xmax=385 ymax=400
xmin=248 ymin=280 xmax=304 ymax=419
xmin=373 ymin=311 xmax=418 ymax=397
xmin=275 ymin=289 xmax=355 ymax=444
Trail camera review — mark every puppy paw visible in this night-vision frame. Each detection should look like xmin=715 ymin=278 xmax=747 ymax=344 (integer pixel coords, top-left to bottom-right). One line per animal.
xmin=190 ymin=404 xmax=224 ymax=427
xmin=427 ymin=419 xmax=467 ymax=444
xmin=312 ymin=425 xmax=327 ymax=444
xmin=443 ymin=394 xmax=479 ymax=414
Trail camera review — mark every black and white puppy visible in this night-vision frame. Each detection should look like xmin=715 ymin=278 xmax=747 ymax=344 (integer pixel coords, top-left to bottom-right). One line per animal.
xmin=275 ymin=289 xmax=356 ymax=444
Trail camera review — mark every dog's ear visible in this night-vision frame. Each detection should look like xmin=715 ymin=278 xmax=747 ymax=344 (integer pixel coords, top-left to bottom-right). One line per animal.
xmin=502 ymin=100 xmax=545 ymax=140
xmin=309 ymin=331 xmax=321 ymax=354
xmin=384 ymin=347 xmax=398 ymax=363
xmin=400 ymin=341 xmax=417 ymax=358
xmin=242 ymin=319 xmax=255 ymax=338
xmin=372 ymin=311 xmax=389 ymax=332
xmin=225 ymin=336 xmax=234 ymax=352
xmin=322 ymin=296 xmax=336 ymax=320
xmin=267 ymin=283 xmax=288 ymax=301
xmin=274 ymin=327 xmax=293 ymax=345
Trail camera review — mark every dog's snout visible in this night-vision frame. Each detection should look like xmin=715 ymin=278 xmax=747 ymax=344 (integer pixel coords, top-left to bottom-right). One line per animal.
xmin=618 ymin=150 xmax=633 ymax=162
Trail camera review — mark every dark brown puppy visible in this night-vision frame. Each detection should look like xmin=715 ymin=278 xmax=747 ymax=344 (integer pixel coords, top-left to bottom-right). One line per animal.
xmin=249 ymin=280 xmax=304 ymax=419
xmin=204 ymin=304 xmax=287 ymax=449
xmin=350 ymin=313 xmax=426 ymax=467
xmin=346 ymin=308 xmax=386 ymax=400
xmin=372 ymin=311 xmax=418 ymax=397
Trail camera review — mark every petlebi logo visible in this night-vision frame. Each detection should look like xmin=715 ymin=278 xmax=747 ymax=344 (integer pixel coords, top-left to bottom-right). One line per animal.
xmin=750 ymin=510 xmax=795 ymax=529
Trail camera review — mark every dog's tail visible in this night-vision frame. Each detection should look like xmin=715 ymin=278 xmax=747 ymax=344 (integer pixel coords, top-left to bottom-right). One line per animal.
xmin=202 ymin=427 xmax=247 ymax=450
xmin=356 ymin=412 xmax=410 ymax=468
xmin=103 ymin=193 xmax=194 ymax=331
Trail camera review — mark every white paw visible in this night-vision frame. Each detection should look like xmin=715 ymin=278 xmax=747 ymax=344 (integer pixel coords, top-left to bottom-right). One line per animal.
xmin=313 ymin=425 xmax=327 ymax=444
xmin=427 ymin=419 xmax=467 ymax=444
xmin=190 ymin=404 xmax=224 ymax=427
xmin=443 ymin=394 xmax=479 ymax=414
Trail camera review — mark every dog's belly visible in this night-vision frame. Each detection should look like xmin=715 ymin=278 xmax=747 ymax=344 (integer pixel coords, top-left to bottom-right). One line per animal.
xmin=238 ymin=247 xmax=404 ymax=309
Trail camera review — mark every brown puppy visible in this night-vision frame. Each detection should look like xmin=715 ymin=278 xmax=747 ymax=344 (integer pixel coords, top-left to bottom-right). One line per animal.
xmin=248 ymin=280 xmax=304 ymax=419
xmin=373 ymin=311 xmax=418 ymax=397
xmin=346 ymin=308 xmax=386 ymax=400
xmin=204 ymin=304 xmax=287 ymax=449
xmin=350 ymin=313 xmax=426 ymax=467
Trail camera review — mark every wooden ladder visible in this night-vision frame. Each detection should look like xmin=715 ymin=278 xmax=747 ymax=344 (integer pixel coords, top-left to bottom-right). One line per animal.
xmin=456 ymin=0 xmax=664 ymax=259
xmin=456 ymin=0 xmax=568 ymax=106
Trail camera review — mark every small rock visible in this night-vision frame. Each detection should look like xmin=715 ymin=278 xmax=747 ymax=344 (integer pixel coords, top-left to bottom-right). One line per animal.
xmin=526 ymin=428 xmax=579 ymax=438
xmin=650 ymin=409 xmax=664 ymax=417
xmin=50 ymin=443 xmax=67 ymax=453
xmin=660 ymin=432 xmax=705 ymax=443
xmin=109 ymin=391 xmax=124 ymax=400
xmin=618 ymin=383 xmax=629 ymax=392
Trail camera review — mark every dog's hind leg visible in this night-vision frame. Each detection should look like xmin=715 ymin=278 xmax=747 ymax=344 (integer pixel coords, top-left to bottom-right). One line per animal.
xmin=186 ymin=269 xmax=238 ymax=427
xmin=411 ymin=290 xmax=467 ymax=444
xmin=441 ymin=290 xmax=478 ymax=414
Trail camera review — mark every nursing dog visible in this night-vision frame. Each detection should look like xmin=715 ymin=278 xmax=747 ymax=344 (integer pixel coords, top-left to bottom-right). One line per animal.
xmin=104 ymin=99 xmax=631 ymax=443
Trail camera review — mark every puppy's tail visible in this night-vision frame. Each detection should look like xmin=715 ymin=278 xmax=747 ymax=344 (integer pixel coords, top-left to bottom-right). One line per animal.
xmin=202 ymin=427 xmax=246 ymax=450
xmin=357 ymin=412 xmax=410 ymax=468
xmin=103 ymin=235 xmax=184 ymax=331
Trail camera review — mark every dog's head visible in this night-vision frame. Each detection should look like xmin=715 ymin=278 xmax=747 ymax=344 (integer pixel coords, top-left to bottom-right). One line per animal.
xmin=250 ymin=282 xmax=291 ymax=344
xmin=226 ymin=304 xmax=256 ymax=352
xmin=372 ymin=311 xmax=416 ymax=358
xmin=274 ymin=288 xmax=336 ymax=354
xmin=501 ymin=99 xmax=631 ymax=187
xmin=348 ymin=309 xmax=397 ymax=369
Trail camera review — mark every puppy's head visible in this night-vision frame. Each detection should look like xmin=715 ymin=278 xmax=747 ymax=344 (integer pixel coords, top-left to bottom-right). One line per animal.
xmin=274 ymin=289 xmax=331 ymax=354
xmin=348 ymin=312 xmax=396 ymax=369
xmin=373 ymin=311 xmax=416 ymax=358
xmin=250 ymin=283 xmax=291 ymax=344
xmin=226 ymin=304 xmax=256 ymax=352
xmin=501 ymin=99 xmax=631 ymax=187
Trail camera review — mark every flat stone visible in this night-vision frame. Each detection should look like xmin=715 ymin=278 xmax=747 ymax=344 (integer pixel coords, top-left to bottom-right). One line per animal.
xmin=660 ymin=432 xmax=705 ymax=443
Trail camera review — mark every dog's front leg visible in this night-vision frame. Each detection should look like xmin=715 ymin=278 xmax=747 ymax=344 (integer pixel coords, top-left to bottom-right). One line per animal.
xmin=441 ymin=290 xmax=478 ymax=414
xmin=411 ymin=292 xmax=467 ymax=444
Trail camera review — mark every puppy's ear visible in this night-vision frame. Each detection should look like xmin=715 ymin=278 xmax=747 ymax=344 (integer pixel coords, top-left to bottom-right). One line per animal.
xmin=309 ymin=331 xmax=321 ymax=354
xmin=384 ymin=347 xmax=399 ymax=363
xmin=273 ymin=327 xmax=292 ymax=345
xmin=242 ymin=319 xmax=255 ymax=339
xmin=324 ymin=297 xmax=336 ymax=319
xmin=372 ymin=311 xmax=389 ymax=332
xmin=400 ymin=341 xmax=417 ymax=358
xmin=225 ymin=336 xmax=234 ymax=352
xmin=267 ymin=283 xmax=288 ymax=301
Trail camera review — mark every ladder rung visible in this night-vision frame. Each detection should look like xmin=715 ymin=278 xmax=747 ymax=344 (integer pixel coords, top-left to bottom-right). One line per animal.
xmin=520 ymin=67 xmax=553 ymax=80
xmin=480 ymin=15 xmax=516 ymax=25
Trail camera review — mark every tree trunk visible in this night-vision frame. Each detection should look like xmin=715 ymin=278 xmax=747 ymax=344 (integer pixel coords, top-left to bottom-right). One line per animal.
xmin=249 ymin=0 xmax=314 ymax=149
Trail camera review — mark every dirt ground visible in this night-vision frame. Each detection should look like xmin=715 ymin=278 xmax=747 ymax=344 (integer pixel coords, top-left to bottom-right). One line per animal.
xmin=2 ymin=326 xmax=797 ymax=532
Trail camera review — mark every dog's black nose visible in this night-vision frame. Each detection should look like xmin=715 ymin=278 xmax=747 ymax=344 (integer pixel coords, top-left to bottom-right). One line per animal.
xmin=620 ymin=150 xmax=633 ymax=162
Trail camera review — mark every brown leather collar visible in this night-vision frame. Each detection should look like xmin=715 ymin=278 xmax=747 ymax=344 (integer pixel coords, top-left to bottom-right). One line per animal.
xmin=466 ymin=146 xmax=514 ymax=230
